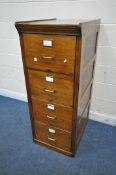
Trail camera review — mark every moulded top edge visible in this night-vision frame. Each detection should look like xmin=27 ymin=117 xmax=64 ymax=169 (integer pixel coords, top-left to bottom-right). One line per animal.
xmin=15 ymin=18 xmax=100 ymax=36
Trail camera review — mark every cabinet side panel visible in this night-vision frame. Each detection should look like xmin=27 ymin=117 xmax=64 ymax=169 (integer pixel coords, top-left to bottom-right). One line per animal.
xmin=76 ymin=20 xmax=100 ymax=147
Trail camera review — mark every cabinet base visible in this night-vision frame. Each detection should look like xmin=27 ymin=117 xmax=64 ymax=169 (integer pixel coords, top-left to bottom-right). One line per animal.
xmin=33 ymin=138 xmax=74 ymax=157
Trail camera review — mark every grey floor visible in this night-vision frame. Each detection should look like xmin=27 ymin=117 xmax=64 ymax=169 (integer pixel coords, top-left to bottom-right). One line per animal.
xmin=0 ymin=95 xmax=116 ymax=175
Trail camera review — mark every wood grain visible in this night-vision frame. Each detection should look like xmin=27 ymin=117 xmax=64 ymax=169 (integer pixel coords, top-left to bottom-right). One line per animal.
xmin=23 ymin=34 xmax=76 ymax=75
xmin=28 ymin=70 xmax=74 ymax=106
xmin=31 ymin=97 xmax=73 ymax=131
xmin=15 ymin=19 xmax=100 ymax=156
xmin=34 ymin=121 xmax=72 ymax=152
xmin=15 ymin=19 xmax=81 ymax=35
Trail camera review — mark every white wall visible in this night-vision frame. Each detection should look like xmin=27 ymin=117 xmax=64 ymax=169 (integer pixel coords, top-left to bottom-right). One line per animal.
xmin=0 ymin=0 xmax=116 ymax=125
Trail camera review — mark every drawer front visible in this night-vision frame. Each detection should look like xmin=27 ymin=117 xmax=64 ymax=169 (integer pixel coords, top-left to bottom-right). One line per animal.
xmin=34 ymin=122 xmax=72 ymax=152
xmin=28 ymin=70 xmax=74 ymax=106
xmin=32 ymin=98 xmax=73 ymax=131
xmin=23 ymin=34 xmax=76 ymax=74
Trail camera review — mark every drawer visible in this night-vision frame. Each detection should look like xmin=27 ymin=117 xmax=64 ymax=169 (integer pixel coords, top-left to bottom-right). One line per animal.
xmin=23 ymin=34 xmax=76 ymax=74
xmin=34 ymin=121 xmax=72 ymax=152
xmin=32 ymin=98 xmax=73 ymax=131
xmin=28 ymin=70 xmax=74 ymax=106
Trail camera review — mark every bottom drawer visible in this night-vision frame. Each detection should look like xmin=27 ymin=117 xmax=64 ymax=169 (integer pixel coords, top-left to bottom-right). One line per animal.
xmin=34 ymin=122 xmax=72 ymax=152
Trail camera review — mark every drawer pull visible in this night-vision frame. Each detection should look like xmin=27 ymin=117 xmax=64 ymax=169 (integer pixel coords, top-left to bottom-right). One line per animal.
xmin=44 ymin=88 xmax=56 ymax=93
xmin=48 ymin=128 xmax=56 ymax=133
xmin=46 ymin=115 xmax=57 ymax=120
xmin=48 ymin=137 xmax=56 ymax=142
xmin=41 ymin=56 xmax=55 ymax=60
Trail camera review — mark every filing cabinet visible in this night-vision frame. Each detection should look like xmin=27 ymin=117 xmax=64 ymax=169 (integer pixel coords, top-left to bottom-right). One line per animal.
xmin=15 ymin=19 xmax=100 ymax=156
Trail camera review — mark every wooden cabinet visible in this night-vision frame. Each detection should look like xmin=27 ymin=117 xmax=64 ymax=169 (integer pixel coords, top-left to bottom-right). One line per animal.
xmin=15 ymin=19 xmax=100 ymax=156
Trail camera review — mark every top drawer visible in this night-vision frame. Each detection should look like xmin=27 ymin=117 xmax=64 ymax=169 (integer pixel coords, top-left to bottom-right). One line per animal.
xmin=23 ymin=34 xmax=76 ymax=74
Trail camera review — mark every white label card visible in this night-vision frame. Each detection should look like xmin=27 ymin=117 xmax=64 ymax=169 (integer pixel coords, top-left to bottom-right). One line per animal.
xmin=45 ymin=76 xmax=54 ymax=83
xmin=48 ymin=128 xmax=56 ymax=133
xmin=47 ymin=104 xmax=55 ymax=110
xmin=43 ymin=40 xmax=52 ymax=47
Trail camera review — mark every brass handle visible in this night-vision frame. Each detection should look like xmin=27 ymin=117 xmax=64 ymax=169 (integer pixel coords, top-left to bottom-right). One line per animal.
xmin=44 ymin=88 xmax=56 ymax=93
xmin=46 ymin=115 xmax=57 ymax=120
xmin=48 ymin=137 xmax=56 ymax=142
xmin=41 ymin=56 xmax=55 ymax=60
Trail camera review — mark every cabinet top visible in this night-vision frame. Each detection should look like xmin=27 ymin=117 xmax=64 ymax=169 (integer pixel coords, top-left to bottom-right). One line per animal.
xmin=15 ymin=18 xmax=100 ymax=36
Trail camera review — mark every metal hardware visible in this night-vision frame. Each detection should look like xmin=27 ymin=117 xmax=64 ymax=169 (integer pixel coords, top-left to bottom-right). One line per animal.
xmin=64 ymin=59 xmax=67 ymax=63
xmin=44 ymin=88 xmax=56 ymax=93
xmin=33 ymin=57 xmax=38 ymax=62
xmin=46 ymin=115 xmax=57 ymax=120
xmin=48 ymin=137 xmax=56 ymax=142
xmin=41 ymin=56 xmax=55 ymax=60
xmin=48 ymin=128 xmax=56 ymax=133
xmin=47 ymin=104 xmax=55 ymax=110
xmin=43 ymin=40 xmax=53 ymax=47
xmin=45 ymin=75 xmax=54 ymax=83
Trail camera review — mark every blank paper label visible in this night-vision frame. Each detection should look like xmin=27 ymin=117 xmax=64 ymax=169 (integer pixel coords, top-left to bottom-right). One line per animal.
xmin=45 ymin=76 xmax=54 ymax=82
xmin=47 ymin=104 xmax=55 ymax=110
xmin=43 ymin=40 xmax=52 ymax=47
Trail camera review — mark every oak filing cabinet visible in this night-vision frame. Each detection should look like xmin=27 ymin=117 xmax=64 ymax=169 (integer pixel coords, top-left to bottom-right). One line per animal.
xmin=15 ymin=19 xmax=100 ymax=156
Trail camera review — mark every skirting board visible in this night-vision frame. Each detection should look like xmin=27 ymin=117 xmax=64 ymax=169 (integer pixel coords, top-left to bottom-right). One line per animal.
xmin=0 ymin=89 xmax=27 ymax=102
xmin=0 ymin=89 xmax=116 ymax=127
xmin=89 ymin=111 xmax=116 ymax=127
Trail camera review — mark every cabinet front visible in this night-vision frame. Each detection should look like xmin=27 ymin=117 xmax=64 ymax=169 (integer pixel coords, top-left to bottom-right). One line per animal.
xmin=22 ymin=33 xmax=76 ymax=154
